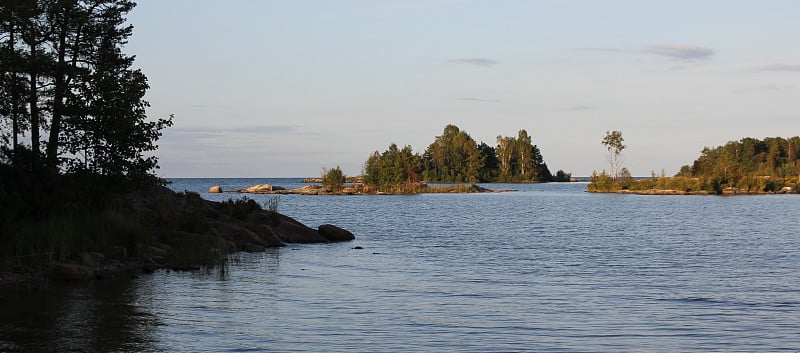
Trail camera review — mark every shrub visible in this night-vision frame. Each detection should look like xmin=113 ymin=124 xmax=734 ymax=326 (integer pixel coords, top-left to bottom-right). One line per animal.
xmin=322 ymin=166 xmax=346 ymax=192
xmin=221 ymin=197 xmax=261 ymax=221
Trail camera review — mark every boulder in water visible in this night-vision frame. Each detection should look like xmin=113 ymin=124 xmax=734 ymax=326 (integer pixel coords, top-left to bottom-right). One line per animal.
xmin=209 ymin=185 xmax=223 ymax=193
xmin=318 ymin=224 xmax=355 ymax=242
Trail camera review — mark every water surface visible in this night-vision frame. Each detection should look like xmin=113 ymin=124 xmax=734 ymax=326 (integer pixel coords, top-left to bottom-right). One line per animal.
xmin=2 ymin=179 xmax=798 ymax=352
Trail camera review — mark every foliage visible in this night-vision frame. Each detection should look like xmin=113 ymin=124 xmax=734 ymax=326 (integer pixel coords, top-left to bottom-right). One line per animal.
xmin=423 ymin=124 xmax=483 ymax=183
xmin=364 ymin=143 xmax=423 ymax=192
xmin=363 ymin=124 xmax=564 ymax=191
xmin=589 ymin=136 xmax=800 ymax=194
xmin=321 ymin=166 xmax=346 ymax=192
xmin=686 ymin=136 xmax=800 ymax=192
xmin=554 ymin=169 xmax=572 ymax=182
xmin=494 ymin=129 xmax=552 ymax=182
xmin=602 ymin=130 xmax=626 ymax=179
xmin=0 ymin=1 xmax=176 ymax=266
xmin=220 ymin=197 xmax=262 ymax=221
xmin=477 ymin=142 xmax=499 ymax=181
xmin=0 ymin=163 xmax=159 ymax=267
xmin=0 ymin=0 xmax=172 ymax=185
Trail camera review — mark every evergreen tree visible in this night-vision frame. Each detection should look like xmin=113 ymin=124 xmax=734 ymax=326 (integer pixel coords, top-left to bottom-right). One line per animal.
xmin=364 ymin=143 xmax=423 ymax=190
xmin=423 ymin=124 xmax=482 ymax=183
xmin=0 ymin=0 xmax=171 ymax=184
xmin=477 ymin=142 xmax=498 ymax=181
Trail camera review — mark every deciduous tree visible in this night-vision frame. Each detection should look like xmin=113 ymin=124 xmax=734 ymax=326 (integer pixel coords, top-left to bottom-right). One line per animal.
xmin=602 ymin=130 xmax=626 ymax=179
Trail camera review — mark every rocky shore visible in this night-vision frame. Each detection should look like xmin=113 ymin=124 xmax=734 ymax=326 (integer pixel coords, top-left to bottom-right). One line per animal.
xmin=225 ymin=183 xmax=514 ymax=195
xmin=1 ymin=186 xmax=354 ymax=289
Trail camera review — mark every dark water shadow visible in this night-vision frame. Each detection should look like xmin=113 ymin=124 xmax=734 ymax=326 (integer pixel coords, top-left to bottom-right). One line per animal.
xmin=0 ymin=279 xmax=160 ymax=353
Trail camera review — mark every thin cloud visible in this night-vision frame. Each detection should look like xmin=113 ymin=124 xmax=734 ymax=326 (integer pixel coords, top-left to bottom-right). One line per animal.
xmin=755 ymin=64 xmax=800 ymax=72
xmin=163 ymin=125 xmax=311 ymax=146
xmin=574 ymin=47 xmax=622 ymax=53
xmin=640 ymin=45 xmax=714 ymax=61
xmin=457 ymin=97 xmax=501 ymax=103
xmin=577 ymin=44 xmax=715 ymax=61
xmin=224 ymin=125 xmax=300 ymax=134
xmin=732 ymin=84 xmax=796 ymax=94
xmin=174 ymin=125 xmax=302 ymax=135
xmin=448 ymin=58 xmax=500 ymax=67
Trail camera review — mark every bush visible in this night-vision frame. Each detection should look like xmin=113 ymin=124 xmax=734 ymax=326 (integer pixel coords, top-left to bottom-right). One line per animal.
xmin=322 ymin=166 xmax=346 ymax=192
xmin=221 ymin=197 xmax=261 ymax=221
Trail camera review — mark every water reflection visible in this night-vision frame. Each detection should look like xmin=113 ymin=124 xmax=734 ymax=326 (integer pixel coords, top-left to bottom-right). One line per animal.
xmin=0 ymin=279 xmax=160 ymax=353
xmin=0 ymin=250 xmax=286 ymax=352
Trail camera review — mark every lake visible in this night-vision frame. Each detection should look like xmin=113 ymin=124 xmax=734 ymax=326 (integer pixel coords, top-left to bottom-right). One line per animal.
xmin=1 ymin=178 xmax=798 ymax=352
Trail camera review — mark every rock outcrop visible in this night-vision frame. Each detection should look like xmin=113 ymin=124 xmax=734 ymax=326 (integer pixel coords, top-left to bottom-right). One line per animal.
xmin=2 ymin=184 xmax=356 ymax=288
xmin=318 ymin=224 xmax=356 ymax=242
xmin=273 ymin=218 xmax=330 ymax=243
xmin=238 ymin=184 xmax=287 ymax=193
xmin=209 ymin=185 xmax=223 ymax=193
xmin=242 ymin=184 xmax=274 ymax=193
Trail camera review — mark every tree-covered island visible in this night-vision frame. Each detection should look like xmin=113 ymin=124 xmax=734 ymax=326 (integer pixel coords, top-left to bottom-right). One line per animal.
xmin=361 ymin=124 xmax=572 ymax=193
xmin=589 ymin=135 xmax=800 ymax=195
xmin=295 ymin=124 xmax=568 ymax=194
xmin=233 ymin=124 xmax=572 ymax=195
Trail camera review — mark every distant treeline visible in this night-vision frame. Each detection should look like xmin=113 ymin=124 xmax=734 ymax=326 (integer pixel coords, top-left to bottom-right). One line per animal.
xmin=363 ymin=125 xmax=570 ymax=191
xmin=590 ymin=136 xmax=800 ymax=193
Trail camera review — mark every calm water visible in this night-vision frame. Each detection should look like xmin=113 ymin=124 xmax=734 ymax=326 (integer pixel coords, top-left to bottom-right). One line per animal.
xmin=2 ymin=178 xmax=798 ymax=352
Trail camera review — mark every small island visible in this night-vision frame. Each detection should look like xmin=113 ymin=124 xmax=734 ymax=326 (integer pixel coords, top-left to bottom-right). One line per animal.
xmin=588 ymin=135 xmax=800 ymax=195
xmin=237 ymin=124 xmax=572 ymax=196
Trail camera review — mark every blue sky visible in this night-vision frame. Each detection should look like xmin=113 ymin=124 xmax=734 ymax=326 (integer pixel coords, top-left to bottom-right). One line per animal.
xmin=127 ymin=0 xmax=800 ymax=177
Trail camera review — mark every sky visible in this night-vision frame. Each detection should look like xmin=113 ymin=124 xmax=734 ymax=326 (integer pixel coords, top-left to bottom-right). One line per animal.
xmin=126 ymin=0 xmax=800 ymax=178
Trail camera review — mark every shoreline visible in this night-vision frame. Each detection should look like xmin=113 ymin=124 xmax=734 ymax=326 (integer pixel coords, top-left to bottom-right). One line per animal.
xmin=223 ymin=183 xmax=517 ymax=196
xmin=587 ymin=188 xmax=797 ymax=195
xmin=1 ymin=186 xmax=355 ymax=290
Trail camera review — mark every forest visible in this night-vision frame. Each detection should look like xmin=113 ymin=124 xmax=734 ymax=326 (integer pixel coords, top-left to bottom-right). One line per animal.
xmin=362 ymin=124 xmax=571 ymax=192
xmin=589 ymin=136 xmax=800 ymax=194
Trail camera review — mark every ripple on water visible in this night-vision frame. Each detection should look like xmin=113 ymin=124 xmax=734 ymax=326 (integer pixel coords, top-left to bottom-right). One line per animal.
xmin=1 ymin=181 xmax=798 ymax=352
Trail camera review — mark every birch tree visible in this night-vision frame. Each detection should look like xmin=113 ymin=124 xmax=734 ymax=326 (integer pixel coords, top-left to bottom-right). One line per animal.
xmin=602 ymin=130 xmax=626 ymax=179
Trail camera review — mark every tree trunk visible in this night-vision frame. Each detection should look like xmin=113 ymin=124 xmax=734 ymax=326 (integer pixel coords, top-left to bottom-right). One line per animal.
xmin=28 ymin=40 xmax=40 ymax=167
xmin=46 ymin=23 xmax=69 ymax=173
xmin=9 ymin=27 xmax=19 ymax=165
